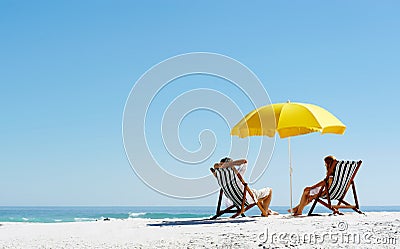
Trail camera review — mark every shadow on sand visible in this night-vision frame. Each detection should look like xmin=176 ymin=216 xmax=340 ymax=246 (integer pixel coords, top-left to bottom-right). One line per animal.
xmin=147 ymin=218 xmax=256 ymax=227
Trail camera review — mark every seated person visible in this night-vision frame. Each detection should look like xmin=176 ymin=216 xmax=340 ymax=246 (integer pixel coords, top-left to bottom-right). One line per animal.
xmin=289 ymin=155 xmax=337 ymax=216
xmin=213 ymin=157 xmax=278 ymax=216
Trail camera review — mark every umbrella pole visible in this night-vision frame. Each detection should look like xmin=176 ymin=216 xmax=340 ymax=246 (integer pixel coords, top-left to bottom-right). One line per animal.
xmin=288 ymin=137 xmax=293 ymax=214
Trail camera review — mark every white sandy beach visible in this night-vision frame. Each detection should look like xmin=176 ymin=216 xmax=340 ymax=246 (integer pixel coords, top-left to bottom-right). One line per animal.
xmin=0 ymin=212 xmax=399 ymax=249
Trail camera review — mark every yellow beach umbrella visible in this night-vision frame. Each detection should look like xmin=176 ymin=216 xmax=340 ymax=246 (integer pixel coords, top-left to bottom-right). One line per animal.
xmin=231 ymin=101 xmax=346 ymax=213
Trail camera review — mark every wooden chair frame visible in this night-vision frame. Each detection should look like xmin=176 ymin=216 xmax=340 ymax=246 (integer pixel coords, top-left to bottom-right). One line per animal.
xmin=308 ymin=160 xmax=363 ymax=216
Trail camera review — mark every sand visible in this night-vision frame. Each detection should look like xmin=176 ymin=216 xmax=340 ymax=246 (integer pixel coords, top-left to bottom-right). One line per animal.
xmin=0 ymin=212 xmax=399 ymax=248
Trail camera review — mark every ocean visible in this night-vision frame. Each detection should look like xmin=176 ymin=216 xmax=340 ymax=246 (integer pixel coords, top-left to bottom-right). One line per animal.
xmin=0 ymin=206 xmax=399 ymax=223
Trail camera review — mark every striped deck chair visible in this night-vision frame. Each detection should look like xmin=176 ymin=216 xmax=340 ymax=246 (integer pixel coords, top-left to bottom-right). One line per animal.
xmin=210 ymin=167 xmax=267 ymax=219
xmin=308 ymin=160 xmax=363 ymax=215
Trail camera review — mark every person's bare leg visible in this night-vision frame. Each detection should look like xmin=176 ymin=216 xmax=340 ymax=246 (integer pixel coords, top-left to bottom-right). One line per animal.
xmin=288 ymin=205 xmax=299 ymax=214
xmin=257 ymin=199 xmax=268 ymax=217
xmin=262 ymin=190 xmax=272 ymax=212
xmin=294 ymin=188 xmax=320 ymax=216
xmin=268 ymin=208 xmax=279 ymax=215
xmin=289 ymin=192 xmax=309 ymax=213
xmin=264 ymin=190 xmax=278 ymax=215
xmin=259 ymin=189 xmax=272 ymax=217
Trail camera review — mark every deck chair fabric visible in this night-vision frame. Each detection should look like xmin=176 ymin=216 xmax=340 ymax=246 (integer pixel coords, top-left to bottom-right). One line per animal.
xmin=214 ymin=168 xmax=251 ymax=208
xmin=308 ymin=160 xmax=363 ymax=215
xmin=210 ymin=167 xmax=265 ymax=219
xmin=325 ymin=160 xmax=358 ymax=200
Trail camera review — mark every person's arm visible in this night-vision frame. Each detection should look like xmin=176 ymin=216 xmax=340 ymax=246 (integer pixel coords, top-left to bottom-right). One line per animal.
xmin=307 ymin=160 xmax=337 ymax=190
xmin=308 ymin=174 xmax=334 ymax=190
xmin=215 ymin=159 xmax=247 ymax=169
xmin=237 ymin=162 xmax=247 ymax=176
xmin=232 ymin=159 xmax=247 ymax=166
xmin=308 ymin=180 xmax=325 ymax=189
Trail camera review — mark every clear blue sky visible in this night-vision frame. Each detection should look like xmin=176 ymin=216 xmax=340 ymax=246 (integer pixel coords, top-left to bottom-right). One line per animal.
xmin=1 ymin=1 xmax=399 ymax=206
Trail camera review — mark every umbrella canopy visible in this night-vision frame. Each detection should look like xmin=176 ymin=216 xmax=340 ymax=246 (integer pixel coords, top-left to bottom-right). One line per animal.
xmin=231 ymin=101 xmax=346 ymax=214
xmin=231 ymin=102 xmax=346 ymax=139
